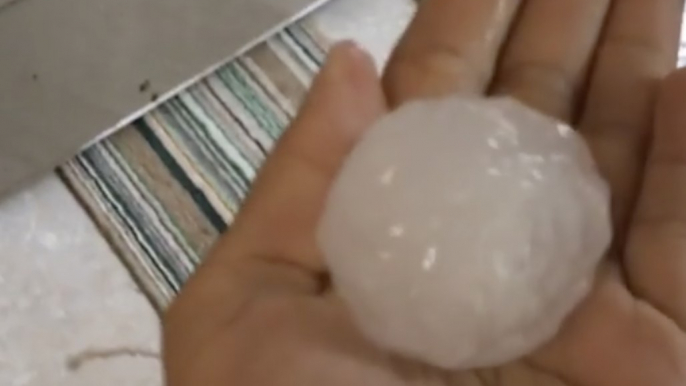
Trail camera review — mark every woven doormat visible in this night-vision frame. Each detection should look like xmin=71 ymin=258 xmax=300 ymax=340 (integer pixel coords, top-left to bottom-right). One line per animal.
xmin=60 ymin=21 xmax=327 ymax=312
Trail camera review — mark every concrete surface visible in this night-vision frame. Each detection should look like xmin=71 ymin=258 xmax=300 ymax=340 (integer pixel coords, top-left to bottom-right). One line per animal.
xmin=0 ymin=0 xmax=327 ymax=198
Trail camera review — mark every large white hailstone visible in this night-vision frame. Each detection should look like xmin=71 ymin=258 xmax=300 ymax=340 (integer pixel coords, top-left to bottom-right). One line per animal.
xmin=317 ymin=97 xmax=612 ymax=370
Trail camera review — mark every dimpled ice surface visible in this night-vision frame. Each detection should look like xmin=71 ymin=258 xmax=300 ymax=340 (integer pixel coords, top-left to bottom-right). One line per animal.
xmin=317 ymin=97 xmax=612 ymax=370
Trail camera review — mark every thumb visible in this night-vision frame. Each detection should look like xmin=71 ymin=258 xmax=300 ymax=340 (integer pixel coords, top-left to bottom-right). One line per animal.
xmin=216 ymin=41 xmax=388 ymax=272
xmin=163 ymin=43 xmax=388 ymax=366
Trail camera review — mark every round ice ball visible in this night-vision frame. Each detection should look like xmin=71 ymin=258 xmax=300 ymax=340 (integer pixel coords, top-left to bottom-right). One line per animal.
xmin=317 ymin=97 xmax=612 ymax=370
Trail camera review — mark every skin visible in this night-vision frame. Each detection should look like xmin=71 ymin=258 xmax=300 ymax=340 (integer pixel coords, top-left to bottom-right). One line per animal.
xmin=163 ymin=0 xmax=686 ymax=385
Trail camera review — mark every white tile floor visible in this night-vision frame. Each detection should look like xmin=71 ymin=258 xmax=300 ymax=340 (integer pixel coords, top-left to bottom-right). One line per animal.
xmin=0 ymin=176 xmax=161 ymax=386
xmin=313 ymin=0 xmax=414 ymax=67
xmin=0 ymin=1 xmax=414 ymax=384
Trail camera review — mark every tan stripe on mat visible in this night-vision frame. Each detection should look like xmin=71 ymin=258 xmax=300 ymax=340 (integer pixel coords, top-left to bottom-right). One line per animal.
xmin=110 ymin=128 xmax=220 ymax=257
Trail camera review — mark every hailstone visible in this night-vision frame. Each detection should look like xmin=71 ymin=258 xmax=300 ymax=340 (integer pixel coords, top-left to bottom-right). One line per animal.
xmin=317 ymin=97 xmax=612 ymax=370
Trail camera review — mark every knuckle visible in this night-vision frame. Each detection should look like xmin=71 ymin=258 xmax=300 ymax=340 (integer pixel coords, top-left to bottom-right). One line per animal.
xmin=384 ymin=45 xmax=485 ymax=102
xmin=492 ymin=60 xmax=576 ymax=121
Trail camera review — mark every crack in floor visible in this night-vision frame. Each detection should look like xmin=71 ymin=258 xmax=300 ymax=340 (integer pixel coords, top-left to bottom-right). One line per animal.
xmin=66 ymin=347 xmax=160 ymax=371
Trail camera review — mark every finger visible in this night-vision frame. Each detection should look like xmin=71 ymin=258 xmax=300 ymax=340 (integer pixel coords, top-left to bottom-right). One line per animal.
xmin=383 ymin=0 xmax=522 ymax=106
xmin=578 ymin=0 xmax=684 ymax=238
xmin=219 ymin=42 xmax=388 ymax=273
xmin=489 ymin=0 xmax=610 ymax=121
xmin=626 ymin=69 xmax=686 ymax=330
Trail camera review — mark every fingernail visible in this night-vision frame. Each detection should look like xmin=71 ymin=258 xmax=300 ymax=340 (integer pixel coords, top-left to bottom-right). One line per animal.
xmin=331 ymin=40 xmax=369 ymax=63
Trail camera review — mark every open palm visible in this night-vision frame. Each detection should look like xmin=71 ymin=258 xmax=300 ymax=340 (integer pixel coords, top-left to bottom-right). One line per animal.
xmin=163 ymin=1 xmax=686 ymax=385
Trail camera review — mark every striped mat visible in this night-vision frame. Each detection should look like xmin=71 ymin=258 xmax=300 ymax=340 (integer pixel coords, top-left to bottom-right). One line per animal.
xmin=59 ymin=21 xmax=328 ymax=312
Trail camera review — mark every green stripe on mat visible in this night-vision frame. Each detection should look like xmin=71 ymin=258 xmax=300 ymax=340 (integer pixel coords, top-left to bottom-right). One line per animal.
xmin=60 ymin=23 xmax=328 ymax=311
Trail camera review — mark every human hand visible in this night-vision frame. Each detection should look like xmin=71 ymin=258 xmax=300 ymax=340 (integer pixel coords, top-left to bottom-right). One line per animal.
xmin=163 ymin=1 xmax=686 ymax=385
xmin=383 ymin=0 xmax=686 ymax=383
